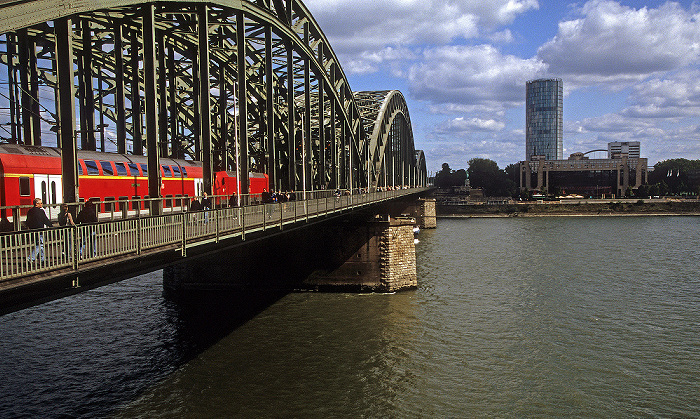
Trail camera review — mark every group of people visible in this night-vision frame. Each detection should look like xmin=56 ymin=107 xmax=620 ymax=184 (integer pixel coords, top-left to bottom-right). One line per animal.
xmin=25 ymin=198 xmax=98 ymax=263
xmin=260 ymin=189 xmax=296 ymax=204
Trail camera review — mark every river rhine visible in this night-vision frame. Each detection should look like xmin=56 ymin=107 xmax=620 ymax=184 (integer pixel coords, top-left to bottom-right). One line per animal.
xmin=1 ymin=216 xmax=698 ymax=417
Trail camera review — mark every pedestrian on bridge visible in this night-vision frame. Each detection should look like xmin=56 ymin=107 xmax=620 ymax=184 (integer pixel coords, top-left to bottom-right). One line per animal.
xmin=77 ymin=199 xmax=98 ymax=258
xmin=201 ymin=192 xmax=212 ymax=223
xmin=229 ymin=193 xmax=238 ymax=207
xmin=58 ymin=203 xmax=76 ymax=257
xmin=261 ymin=189 xmax=273 ymax=218
xmin=26 ymin=198 xmax=53 ymax=263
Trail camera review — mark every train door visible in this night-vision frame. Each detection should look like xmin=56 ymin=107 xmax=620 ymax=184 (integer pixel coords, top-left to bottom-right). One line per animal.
xmin=34 ymin=174 xmax=63 ymax=205
xmin=194 ymin=178 xmax=203 ymax=197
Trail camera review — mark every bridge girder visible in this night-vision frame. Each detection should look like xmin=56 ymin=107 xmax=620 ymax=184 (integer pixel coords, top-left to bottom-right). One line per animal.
xmin=0 ymin=0 xmax=427 ymax=201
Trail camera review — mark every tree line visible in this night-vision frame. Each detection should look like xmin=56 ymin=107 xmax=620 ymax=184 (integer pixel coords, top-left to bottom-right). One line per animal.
xmin=434 ymin=158 xmax=519 ymax=197
xmin=637 ymin=158 xmax=700 ymax=197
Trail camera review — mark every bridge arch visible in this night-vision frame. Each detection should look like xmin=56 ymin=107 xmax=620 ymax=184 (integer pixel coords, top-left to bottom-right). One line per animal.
xmin=355 ymin=90 xmax=422 ymax=190
xmin=0 ymin=0 xmax=426 ymax=206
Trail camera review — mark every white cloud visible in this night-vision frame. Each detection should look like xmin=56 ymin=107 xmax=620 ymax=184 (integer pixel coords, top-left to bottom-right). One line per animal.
xmin=537 ymin=1 xmax=700 ymax=86
xmin=621 ymin=70 xmax=700 ymax=118
xmin=408 ymin=44 xmax=547 ymax=109
xmin=436 ymin=116 xmax=506 ymax=133
xmin=305 ymin=0 xmax=538 ymax=74
xmin=569 ymin=113 xmax=653 ymax=134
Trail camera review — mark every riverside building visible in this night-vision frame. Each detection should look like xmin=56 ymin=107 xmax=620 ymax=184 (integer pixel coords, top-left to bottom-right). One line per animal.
xmin=526 ymin=78 xmax=563 ymax=161
xmin=519 ymin=152 xmax=648 ymax=198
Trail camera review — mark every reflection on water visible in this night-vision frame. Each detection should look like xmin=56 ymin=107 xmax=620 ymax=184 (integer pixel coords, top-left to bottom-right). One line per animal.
xmin=1 ymin=216 xmax=699 ymax=417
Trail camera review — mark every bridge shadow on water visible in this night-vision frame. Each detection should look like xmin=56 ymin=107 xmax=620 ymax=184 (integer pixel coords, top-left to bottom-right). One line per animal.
xmin=159 ymin=215 xmax=373 ymax=357
xmin=161 ymin=281 xmax=295 ymax=362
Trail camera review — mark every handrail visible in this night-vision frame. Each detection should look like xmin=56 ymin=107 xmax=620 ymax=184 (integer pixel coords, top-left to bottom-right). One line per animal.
xmin=0 ymin=188 xmax=427 ymax=281
xmin=0 ymin=188 xmax=410 ymax=231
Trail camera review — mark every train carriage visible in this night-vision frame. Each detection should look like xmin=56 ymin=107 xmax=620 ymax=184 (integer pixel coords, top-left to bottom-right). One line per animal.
xmin=0 ymin=144 xmax=268 ymax=217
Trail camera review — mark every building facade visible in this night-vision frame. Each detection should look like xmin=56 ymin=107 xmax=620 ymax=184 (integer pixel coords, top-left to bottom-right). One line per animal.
xmin=519 ymin=154 xmax=648 ymax=198
xmin=526 ymin=78 xmax=563 ymax=161
xmin=608 ymin=141 xmax=640 ymax=159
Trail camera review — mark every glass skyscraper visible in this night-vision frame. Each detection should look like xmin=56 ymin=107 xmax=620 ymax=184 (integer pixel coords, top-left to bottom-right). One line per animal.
xmin=526 ymin=78 xmax=563 ymax=161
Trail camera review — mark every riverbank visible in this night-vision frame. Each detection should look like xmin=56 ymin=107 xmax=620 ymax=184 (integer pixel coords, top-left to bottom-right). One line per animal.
xmin=437 ymin=200 xmax=700 ymax=217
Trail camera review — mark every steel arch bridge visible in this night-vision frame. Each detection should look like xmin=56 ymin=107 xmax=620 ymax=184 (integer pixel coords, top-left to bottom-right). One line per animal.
xmin=0 ymin=0 xmax=427 ymax=209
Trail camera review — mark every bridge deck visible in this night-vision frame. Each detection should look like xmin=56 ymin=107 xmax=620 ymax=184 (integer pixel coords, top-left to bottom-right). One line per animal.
xmin=0 ymin=189 xmax=425 ymax=301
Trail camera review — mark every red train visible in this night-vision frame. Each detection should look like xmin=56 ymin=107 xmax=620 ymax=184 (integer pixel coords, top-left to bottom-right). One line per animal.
xmin=0 ymin=144 xmax=268 ymax=214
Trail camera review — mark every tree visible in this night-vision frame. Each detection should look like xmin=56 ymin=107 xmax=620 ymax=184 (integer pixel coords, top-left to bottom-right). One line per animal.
xmin=467 ymin=158 xmax=517 ymax=197
xmin=434 ymin=163 xmax=453 ymax=188
xmin=434 ymin=163 xmax=468 ymax=188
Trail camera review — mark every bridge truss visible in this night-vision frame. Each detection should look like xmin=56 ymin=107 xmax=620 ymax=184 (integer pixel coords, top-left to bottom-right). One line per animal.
xmin=0 ymin=0 xmax=427 ymax=209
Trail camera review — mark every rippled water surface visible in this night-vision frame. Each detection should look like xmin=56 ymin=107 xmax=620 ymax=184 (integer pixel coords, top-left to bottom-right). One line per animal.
xmin=1 ymin=216 xmax=699 ymax=417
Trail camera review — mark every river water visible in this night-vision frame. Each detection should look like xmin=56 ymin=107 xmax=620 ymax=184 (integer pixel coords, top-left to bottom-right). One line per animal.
xmin=1 ymin=216 xmax=698 ymax=417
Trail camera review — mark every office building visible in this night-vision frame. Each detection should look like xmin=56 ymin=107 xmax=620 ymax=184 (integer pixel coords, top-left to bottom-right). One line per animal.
xmin=608 ymin=141 xmax=640 ymax=159
xmin=526 ymin=78 xmax=563 ymax=161
xmin=519 ymin=152 xmax=648 ymax=198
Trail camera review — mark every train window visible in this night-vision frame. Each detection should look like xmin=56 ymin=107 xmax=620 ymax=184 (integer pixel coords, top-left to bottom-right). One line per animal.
xmin=164 ymin=195 xmax=172 ymax=208
xmin=100 ymin=161 xmax=114 ymax=176
xmin=78 ymin=162 xmax=84 ymax=175
xmin=181 ymin=167 xmax=188 ymax=177
xmin=140 ymin=164 xmax=148 ymax=176
xmin=41 ymin=181 xmax=47 ymax=204
xmin=162 ymin=165 xmax=172 ymax=177
xmin=104 ymin=197 xmax=115 ymax=212
xmin=172 ymin=165 xmax=181 ymax=177
xmin=19 ymin=177 xmax=30 ymax=196
xmin=118 ymin=196 xmax=128 ymax=212
xmin=115 ymin=162 xmax=128 ymax=176
xmin=85 ymin=160 xmax=99 ymax=175
xmin=128 ymin=163 xmax=140 ymax=176
xmin=131 ymin=195 xmax=141 ymax=211
xmin=51 ymin=181 xmax=57 ymax=204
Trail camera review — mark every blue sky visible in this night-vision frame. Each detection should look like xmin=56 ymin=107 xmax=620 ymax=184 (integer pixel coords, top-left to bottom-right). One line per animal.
xmin=305 ymin=0 xmax=700 ymax=174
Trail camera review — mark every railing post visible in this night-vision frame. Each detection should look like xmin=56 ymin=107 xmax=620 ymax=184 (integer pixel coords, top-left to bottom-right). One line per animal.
xmin=181 ymin=212 xmax=187 ymax=256
xmin=71 ymin=225 xmax=78 ymax=269
xmin=241 ymin=205 xmax=246 ymax=240
xmin=215 ymin=207 xmax=220 ymax=242
xmin=136 ymin=218 xmax=142 ymax=255
xmin=12 ymin=207 xmax=20 ymax=231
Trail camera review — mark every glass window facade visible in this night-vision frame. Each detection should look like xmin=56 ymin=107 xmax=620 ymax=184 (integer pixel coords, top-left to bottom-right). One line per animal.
xmin=526 ymin=78 xmax=563 ymax=161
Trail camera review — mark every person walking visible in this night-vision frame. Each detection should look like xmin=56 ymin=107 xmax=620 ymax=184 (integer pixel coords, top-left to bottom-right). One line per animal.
xmin=26 ymin=198 xmax=53 ymax=262
xmin=76 ymin=199 xmax=98 ymax=258
xmin=201 ymin=192 xmax=212 ymax=223
xmin=57 ymin=203 xmax=76 ymax=257
xmin=261 ymin=189 xmax=273 ymax=218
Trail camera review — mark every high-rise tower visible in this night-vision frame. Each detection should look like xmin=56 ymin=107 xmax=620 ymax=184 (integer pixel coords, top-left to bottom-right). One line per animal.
xmin=526 ymin=78 xmax=563 ymax=161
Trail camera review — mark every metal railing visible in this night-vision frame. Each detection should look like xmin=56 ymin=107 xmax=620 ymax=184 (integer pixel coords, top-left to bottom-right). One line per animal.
xmin=0 ymin=188 xmax=426 ymax=281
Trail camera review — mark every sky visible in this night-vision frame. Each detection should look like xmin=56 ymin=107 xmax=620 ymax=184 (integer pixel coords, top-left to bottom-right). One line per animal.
xmin=304 ymin=0 xmax=700 ymax=174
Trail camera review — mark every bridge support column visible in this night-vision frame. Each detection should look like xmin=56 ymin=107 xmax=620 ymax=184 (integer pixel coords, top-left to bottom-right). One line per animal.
xmin=164 ymin=215 xmax=418 ymax=295
xmin=416 ymin=198 xmax=436 ymax=229
xmin=303 ymin=218 xmax=417 ymax=292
